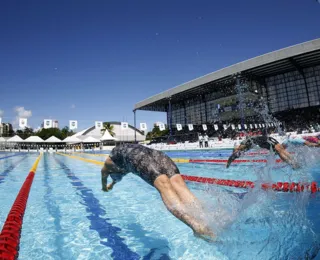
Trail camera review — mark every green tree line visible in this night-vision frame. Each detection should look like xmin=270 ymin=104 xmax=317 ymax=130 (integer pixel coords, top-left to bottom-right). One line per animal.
xmin=14 ymin=126 xmax=75 ymax=140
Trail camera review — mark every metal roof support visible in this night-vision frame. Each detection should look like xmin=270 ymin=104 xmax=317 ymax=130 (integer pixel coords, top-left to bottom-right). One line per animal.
xmin=234 ymin=73 xmax=245 ymax=128
xmin=168 ymin=97 xmax=172 ymax=137
xmin=201 ymin=94 xmax=208 ymax=123
xmin=289 ymin=57 xmax=310 ymax=106
xmin=183 ymin=101 xmax=187 ymax=125
xmin=133 ymin=110 xmax=137 ymax=143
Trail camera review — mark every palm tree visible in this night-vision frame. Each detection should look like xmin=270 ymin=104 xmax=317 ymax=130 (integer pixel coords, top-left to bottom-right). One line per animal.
xmin=101 ymin=122 xmax=115 ymax=137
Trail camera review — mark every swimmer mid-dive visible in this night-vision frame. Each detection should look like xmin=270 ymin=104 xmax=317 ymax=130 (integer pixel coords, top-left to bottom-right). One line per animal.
xmin=226 ymin=136 xmax=299 ymax=169
xmin=282 ymin=135 xmax=320 ymax=148
xmin=101 ymin=143 xmax=215 ymax=241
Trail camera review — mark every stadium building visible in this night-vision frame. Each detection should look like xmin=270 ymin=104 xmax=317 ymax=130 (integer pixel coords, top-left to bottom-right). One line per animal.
xmin=134 ymin=38 xmax=320 ymax=139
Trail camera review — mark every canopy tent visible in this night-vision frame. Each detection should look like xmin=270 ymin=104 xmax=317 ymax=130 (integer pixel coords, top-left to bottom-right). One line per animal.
xmin=63 ymin=136 xmax=81 ymax=143
xmin=45 ymin=136 xmax=62 ymax=143
xmin=23 ymin=136 xmax=44 ymax=143
xmin=0 ymin=137 xmax=6 ymax=143
xmin=7 ymin=135 xmax=24 ymax=142
xmin=82 ymin=136 xmax=100 ymax=143
xmin=100 ymin=130 xmax=117 ymax=141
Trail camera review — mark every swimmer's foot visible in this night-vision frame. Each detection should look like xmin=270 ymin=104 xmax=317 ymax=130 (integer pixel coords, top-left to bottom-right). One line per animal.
xmin=193 ymin=226 xmax=216 ymax=243
xmin=194 ymin=231 xmax=216 ymax=243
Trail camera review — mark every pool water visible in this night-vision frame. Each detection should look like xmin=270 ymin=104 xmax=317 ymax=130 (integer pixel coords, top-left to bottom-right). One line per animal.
xmin=0 ymin=147 xmax=320 ymax=259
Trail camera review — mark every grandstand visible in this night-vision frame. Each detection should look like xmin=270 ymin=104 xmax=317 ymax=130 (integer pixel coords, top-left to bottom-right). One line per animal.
xmin=134 ymin=38 xmax=320 ymax=138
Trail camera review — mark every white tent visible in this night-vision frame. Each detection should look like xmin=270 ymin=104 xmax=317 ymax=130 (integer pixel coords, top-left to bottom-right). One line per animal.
xmin=24 ymin=136 xmax=44 ymax=143
xmin=100 ymin=130 xmax=116 ymax=141
xmin=82 ymin=136 xmax=100 ymax=143
xmin=0 ymin=137 xmax=6 ymax=143
xmin=45 ymin=136 xmax=62 ymax=143
xmin=7 ymin=135 xmax=24 ymax=142
xmin=63 ymin=136 xmax=81 ymax=143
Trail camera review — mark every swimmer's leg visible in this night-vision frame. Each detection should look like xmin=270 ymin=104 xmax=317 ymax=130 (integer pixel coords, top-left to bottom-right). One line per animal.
xmin=274 ymin=144 xmax=300 ymax=169
xmin=154 ymin=175 xmax=215 ymax=239
xmin=169 ymin=174 xmax=200 ymax=205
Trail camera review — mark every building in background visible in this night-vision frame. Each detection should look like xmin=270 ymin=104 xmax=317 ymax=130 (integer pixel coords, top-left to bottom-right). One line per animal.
xmin=0 ymin=123 xmax=13 ymax=137
xmin=72 ymin=121 xmax=146 ymax=143
xmin=134 ymin=38 xmax=320 ymax=134
xmin=53 ymin=120 xmax=59 ymax=128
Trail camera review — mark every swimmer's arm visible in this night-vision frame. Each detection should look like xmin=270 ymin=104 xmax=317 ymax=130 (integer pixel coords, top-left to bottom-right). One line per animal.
xmin=226 ymin=145 xmax=246 ymax=168
xmin=304 ymin=141 xmax=320 ymax=147
xmin=101 ymin=164 xmax=109 ymax=192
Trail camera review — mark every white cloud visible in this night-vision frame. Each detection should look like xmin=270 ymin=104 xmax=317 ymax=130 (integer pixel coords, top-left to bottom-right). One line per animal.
xmin=0 ymin=110 xmax=4 ymax=117
xmin=12 ymin=106 xmax=32 ymax=128
xmin=70 ymin=104 xmax=76 ymax=109
xmin=15 ymin=106 xmax=32 ymax=118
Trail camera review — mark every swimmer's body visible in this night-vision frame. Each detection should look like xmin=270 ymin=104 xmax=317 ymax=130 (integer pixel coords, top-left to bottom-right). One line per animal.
xmin=101 ymin=143 xmax=215 ymax=241
xmin=226 ymin=136 xmax=299 ymax=168
xmin=282 ymin=135 xmax=320 ymax=148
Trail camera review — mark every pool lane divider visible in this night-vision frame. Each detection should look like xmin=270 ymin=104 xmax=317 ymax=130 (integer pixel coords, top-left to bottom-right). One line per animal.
xmin=0 ymin=154 xmax=42 ymax=259
xmin=56 ymin=152 xmax=104 ymax=165
xmin=54 ymin=155 xmax=140 ymax=259
xmin=172 ymin=158 xmax=283 ymax=164
xmin=56 ymin=153 xmax=319 ymax=194
xmin=0 ymin=153 xmax=25 ymax=161
xmin=0 ymin=156 xmax=28 ymax=185
xmin=182 ymin=175 xmax=319 ymax=193
xmin=71 ymin=152 xmax=108 ymax=157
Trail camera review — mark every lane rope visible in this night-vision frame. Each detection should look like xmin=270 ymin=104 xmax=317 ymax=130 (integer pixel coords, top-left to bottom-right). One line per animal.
xmin=57 ymin=153 xmax=317 ymax=193
xmin=0 ymin=154 xmax=42 ymax=259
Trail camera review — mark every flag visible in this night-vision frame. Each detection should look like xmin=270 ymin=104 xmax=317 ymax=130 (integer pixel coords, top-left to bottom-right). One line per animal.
xmin=223 ymin=124 xmax=227 ymax=130
xmin=231 ymin=124 xmax=235 ymax=130
xmin=202 ymin=124 xmax=207 ymax=131
xmin=159 ymin=123 xmax=165 ymax=131
xmin=69 ymin=120 xmax=78 ymax=130
xmin=250 ymin=124 xmax=253 ymax=129
xmin=254 ymin=124 xmax=258 ymax=128
xmin=258 ymin=124 xmax=262 ymax=128
xmin=44 ymin=119 xmax=52 ymax=129
xmin=176 ymin=124 xmax=182 ymax=131
xmin=121 ymin=122 xmax=128 ymax=130
xmin=19 ymin=118 xmax=27 ymax=129
xmin=140 ymin=123 xmax=147 ymax=131
xmin=214 ymin=124 xmax=218 ymax=130
xmin=188 ymin=124 xmax=194 ymax=131
xmin=95 ymin=121 xmax=103 ymax=129
xmin=262 ymin=124 xmax=265 ymax=128
xmin=238 ymin=124 xmax=241 ymax=130
xmin=244 ymin=124 xmax=247 ymax=129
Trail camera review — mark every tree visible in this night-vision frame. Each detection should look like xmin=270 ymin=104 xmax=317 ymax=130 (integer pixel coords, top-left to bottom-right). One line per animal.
xmin=35 ymin=126 xmax=74 ymax=140
xmin=101 ymin=122 xmax=115 ymax=137
xmin=146 ymin=125 xmax=169 ymax=140
xmin=15 ymin=127 xmax=34 ymax=139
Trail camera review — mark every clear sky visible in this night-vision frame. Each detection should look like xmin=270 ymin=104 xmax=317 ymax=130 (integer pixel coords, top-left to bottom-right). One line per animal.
xmin=0 ymin=0 xmax=319 ymax=132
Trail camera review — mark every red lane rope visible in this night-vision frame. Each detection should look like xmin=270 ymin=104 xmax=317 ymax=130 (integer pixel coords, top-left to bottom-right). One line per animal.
xmin=0 ymin=155 xmax=41 ymax=260
xmin=0 ymin=172 xmax=35 ymax=259
xmin=189 ymin=159 xmax=283 ymax=163
xmin=181 ymin=175 xmax=318 ymax=193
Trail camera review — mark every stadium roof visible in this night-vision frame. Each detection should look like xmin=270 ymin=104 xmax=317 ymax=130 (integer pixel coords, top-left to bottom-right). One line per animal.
xmin=134 ymin=38 xmax=320 ymax=112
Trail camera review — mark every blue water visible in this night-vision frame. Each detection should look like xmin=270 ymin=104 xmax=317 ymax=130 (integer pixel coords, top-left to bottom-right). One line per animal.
xmin=0 ymin=148 xmax=320 ymax=259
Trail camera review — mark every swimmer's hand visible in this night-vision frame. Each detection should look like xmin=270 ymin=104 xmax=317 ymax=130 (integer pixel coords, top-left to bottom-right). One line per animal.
xmin=102 ymin=183 xmax=115 ymax=192
xmin=226 ymin=151 xmax=241 ymax=168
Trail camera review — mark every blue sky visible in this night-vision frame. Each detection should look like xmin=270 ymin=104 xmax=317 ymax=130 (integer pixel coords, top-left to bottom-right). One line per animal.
xmin=0 ymin=0 xmax=319 ymax=131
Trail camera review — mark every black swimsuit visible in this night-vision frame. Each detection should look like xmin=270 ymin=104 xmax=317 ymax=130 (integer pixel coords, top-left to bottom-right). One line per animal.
xmin=240 ymin=136 xmax=279 ymax=150
xmin=109 ymin=144 xmax=180 ymax=185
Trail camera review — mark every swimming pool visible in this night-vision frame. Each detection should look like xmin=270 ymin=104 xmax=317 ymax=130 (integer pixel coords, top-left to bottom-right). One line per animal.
xmin=0 ymin=148 xmax=320 ymax=259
